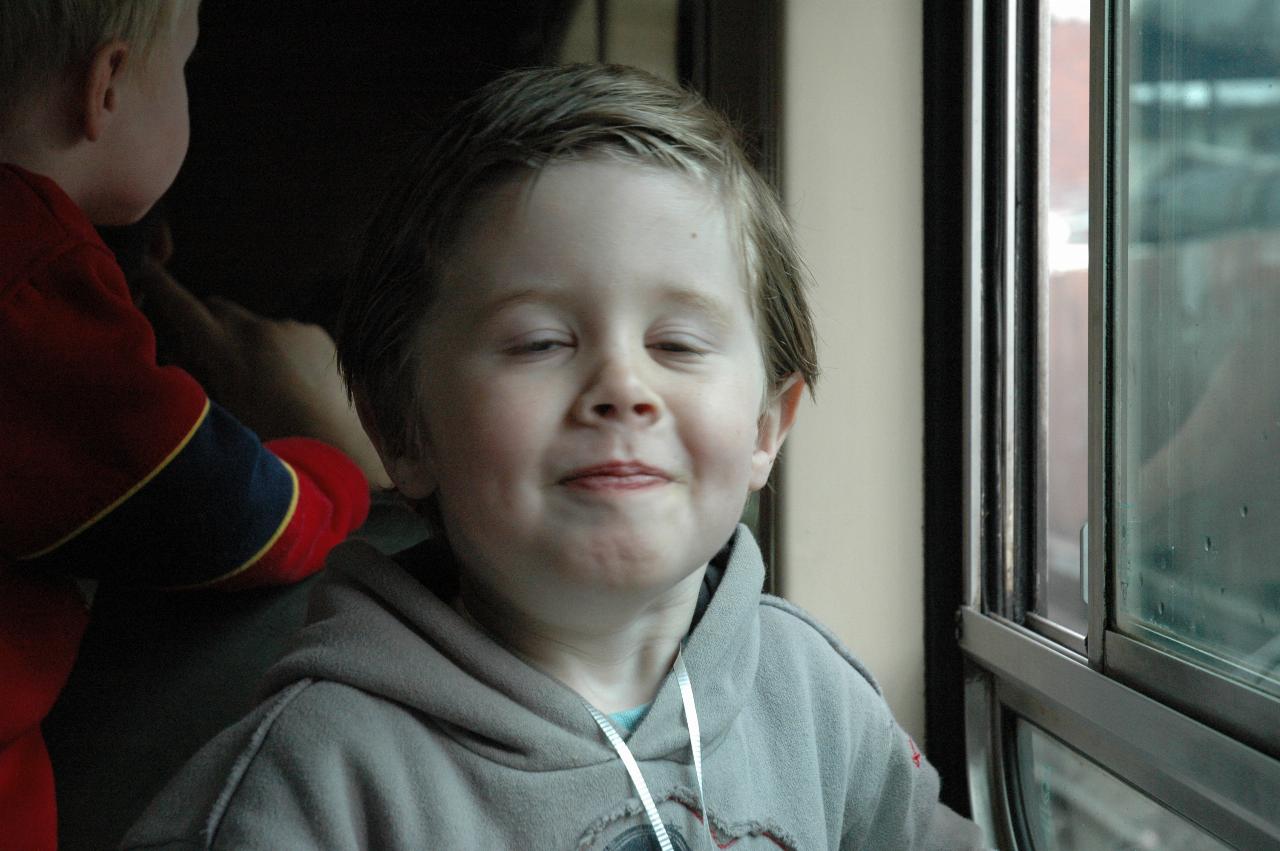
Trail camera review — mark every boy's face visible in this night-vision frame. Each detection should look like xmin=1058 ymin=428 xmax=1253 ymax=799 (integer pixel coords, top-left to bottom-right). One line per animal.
xmin=391 ymin=159 xmax=796 ymax=613
xmin=99 ymin=2 xmax=199 ymax=223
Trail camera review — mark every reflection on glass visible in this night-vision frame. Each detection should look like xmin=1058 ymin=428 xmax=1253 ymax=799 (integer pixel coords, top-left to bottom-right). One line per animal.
xmin=1016 ymin=720 xmax=1230 ymax=850
xmin=1041 ymin=0 xmax=1091 ymax=637
xmin=1117 ymin=0 xmax=1280 ymax=695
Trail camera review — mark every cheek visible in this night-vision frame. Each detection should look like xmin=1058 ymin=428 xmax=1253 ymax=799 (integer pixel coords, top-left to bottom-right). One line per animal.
xmin=682 ymin=387 xmax=763 ymax=483
xmin=426 ymin=374 xmax=547 ymax=481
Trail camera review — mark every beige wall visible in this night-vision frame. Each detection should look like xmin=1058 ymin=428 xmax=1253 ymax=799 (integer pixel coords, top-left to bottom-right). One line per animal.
xmin=781 ymin=0 xmax=926 ymax=743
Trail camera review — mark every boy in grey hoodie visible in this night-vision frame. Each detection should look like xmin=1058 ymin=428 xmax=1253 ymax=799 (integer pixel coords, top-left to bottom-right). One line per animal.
xmin=124 ymin=64 xmax=984 ymax=850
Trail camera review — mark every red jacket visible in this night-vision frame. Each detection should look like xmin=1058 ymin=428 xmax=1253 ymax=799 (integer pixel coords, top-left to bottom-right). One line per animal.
xmin=0 ymin=164 xmax=370 ymax=849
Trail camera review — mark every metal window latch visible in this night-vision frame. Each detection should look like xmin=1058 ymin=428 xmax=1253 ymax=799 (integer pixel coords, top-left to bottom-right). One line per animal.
xmin=1079 ymin=521 xmax=1089 ymax=605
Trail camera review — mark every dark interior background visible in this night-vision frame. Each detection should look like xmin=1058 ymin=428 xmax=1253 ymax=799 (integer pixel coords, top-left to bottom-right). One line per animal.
xmin=164 ymin=0 xmax=579 ymax=324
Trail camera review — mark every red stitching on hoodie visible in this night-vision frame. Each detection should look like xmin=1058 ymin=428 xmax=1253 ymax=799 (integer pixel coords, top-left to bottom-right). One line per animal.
xmin=675 ymin=799 xmax=794 ymax=849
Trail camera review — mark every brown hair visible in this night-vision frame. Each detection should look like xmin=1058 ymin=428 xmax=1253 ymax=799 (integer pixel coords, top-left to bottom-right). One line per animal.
xmin=0 ymin=0 xmax=191 ymax=128
xmin=336 ymin=63 xmax=818 ymax=460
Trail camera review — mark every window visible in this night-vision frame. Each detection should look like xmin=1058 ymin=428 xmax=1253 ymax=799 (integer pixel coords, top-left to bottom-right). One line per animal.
xmin=957 ymin=0 xmax=1280 ymax=847
xmin=1118 ymin=0 xmax=1280 ymax=705
xmin=1014 ymin=721 xmax=1231 ymax=850
xmin=1041 ymin=0 xmax=1091 ymax=642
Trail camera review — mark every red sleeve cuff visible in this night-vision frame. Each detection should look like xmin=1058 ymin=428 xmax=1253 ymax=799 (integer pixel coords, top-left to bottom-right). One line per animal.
xmin=209 ymin=439 xmax=371 ymax=591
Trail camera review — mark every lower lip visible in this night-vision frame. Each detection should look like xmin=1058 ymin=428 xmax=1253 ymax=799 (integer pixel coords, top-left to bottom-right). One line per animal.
xmin=562 ymin=474 xmax=669 ymax=492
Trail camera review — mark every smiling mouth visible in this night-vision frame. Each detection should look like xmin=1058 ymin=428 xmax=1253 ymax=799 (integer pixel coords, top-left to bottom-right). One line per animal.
xmin=559 ymin=462 xmax=672 ymax=491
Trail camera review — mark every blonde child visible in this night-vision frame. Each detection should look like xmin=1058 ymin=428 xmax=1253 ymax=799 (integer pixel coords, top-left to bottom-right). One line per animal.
xmin=0 ymin=3 xmax=383 ymax=846
xmin=124 ymin=64 xmax=983 ymax=849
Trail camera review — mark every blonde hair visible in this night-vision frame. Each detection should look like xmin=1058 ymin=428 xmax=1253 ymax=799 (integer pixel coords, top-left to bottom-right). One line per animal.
xmin=336 ymin=63 xmax=819 ymax=461
xmin=0 ymin=0 xmax=189 ymax=126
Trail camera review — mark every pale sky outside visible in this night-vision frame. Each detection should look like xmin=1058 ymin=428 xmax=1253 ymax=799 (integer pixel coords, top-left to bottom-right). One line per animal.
xmin=1052 ymin=0 xmax=1090 ymax=22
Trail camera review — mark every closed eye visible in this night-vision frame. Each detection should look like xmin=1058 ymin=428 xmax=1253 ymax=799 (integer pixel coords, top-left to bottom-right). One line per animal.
xmin=506 ymin=338 xmax=572 ymax=355
xmin=649 ymin=340 xmax=707 ymax=356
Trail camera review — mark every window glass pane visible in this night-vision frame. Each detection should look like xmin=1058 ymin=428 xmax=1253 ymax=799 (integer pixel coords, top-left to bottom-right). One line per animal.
xmin=1015 ymin=720 xmax=1231 ymax=850
xmin=1041 ymin=0 xmax=1091 ymax=636
xmin=1117 ymin=0 xmax=1280 ymax=695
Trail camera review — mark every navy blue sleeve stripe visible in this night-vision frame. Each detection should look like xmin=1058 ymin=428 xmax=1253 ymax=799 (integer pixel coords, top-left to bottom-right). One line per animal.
xmin=23 ymin=401 xmax=297 ymax=587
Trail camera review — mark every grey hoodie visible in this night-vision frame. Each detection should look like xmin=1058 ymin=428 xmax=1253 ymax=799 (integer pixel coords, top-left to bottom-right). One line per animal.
xmin=123 ymin=527 xmax=983 ymax=849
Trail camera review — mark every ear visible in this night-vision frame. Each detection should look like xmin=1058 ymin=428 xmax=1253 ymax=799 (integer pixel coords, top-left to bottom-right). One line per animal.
xmin=385 ymin=454 xmax=437 ymax=500
xmin=82 ymin=40 xmax=129 ymax=142
xmin=749 ymin=373 xmax=805 ymax=491
xmin=355 ymin=396 xmax=437 ymax=499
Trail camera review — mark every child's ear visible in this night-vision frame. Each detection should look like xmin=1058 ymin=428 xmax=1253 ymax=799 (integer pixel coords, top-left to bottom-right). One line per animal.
xmin=355 ymin=396 xmax=437 ymax=499
xmin=384 ymin=456 xmax=436 ymax=500
xmin=750 ymin=372 xmax=805 ymax=491
xmin=82 ymin=40 xmax=129 ymax=142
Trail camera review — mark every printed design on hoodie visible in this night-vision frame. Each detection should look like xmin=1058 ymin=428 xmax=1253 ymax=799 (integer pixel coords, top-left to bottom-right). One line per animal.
xmin=603 ymin=824 xmax=692 ymax=851
xmin=584 ymin=795 xmax=795 ymax=850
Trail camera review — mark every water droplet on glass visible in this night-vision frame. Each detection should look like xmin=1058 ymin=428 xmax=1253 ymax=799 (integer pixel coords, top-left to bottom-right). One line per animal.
xmin=1241 ymin=505 xmax=1249 ymax=518
xmin=1204 ymin=536 xmax=1212 ymax=552
xmin=1157 ymin=602 xmax=1166 ymax=617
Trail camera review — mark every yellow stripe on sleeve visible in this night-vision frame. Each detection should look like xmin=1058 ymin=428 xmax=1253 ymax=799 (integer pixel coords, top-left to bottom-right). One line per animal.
xmin=167 ymin=459 xmax=302 ymax=590
xmin=20 ymin=398 xmax=212 ymax=560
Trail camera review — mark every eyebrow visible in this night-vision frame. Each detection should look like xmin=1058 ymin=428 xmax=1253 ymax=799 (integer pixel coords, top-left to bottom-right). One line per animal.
xmin=469 ymin=288 xmax=556 ymax=322
xmin=656 ymin=287 xmax=738 ymax=332
xmin=463 ymin=285 xmax=739 ymax=330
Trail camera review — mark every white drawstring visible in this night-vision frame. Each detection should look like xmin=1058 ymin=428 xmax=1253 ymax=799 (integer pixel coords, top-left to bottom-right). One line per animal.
xmin=674 ymin=650 xmax=709 ymax=842
xmin=585 ymin=646 xmax=710 ymax=849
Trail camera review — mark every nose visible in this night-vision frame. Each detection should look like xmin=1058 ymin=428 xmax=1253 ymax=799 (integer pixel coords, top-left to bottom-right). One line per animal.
xmin=572 ymin=348 xmax=664 ymax=427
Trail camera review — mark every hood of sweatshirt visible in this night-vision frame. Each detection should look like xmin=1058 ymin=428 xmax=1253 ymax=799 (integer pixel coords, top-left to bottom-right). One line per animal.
xmin=260 ymin=525 xmax=764 ymax=774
